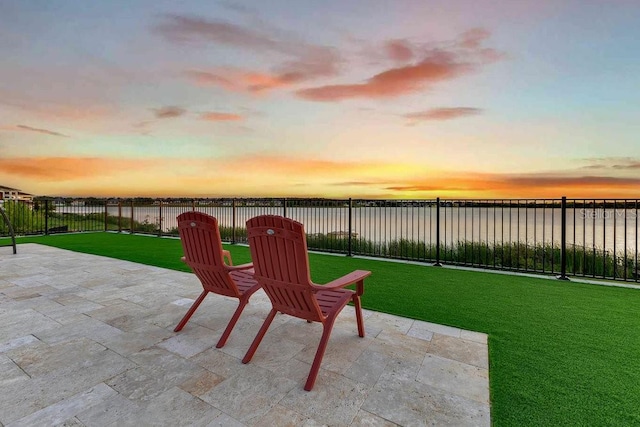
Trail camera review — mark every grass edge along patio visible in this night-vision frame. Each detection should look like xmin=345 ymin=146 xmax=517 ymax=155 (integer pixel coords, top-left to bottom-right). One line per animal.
xmin=2 ymin=231 xmax=640 ymax=426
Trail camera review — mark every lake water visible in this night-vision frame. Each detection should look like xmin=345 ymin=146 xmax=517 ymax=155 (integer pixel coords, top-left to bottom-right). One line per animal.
xmin=60 ymin=204 xmax=639 ymax=255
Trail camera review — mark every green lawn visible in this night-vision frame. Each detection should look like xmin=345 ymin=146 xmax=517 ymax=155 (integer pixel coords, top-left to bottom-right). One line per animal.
xmin=3 ymin=232 xmax=640 ymax=426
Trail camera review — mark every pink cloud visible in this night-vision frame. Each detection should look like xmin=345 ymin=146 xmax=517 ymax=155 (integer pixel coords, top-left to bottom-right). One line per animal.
xmin=184 ymin=50 xmax=341 ymax=94
xmin=404 ymin=107 xmax=482 ymax=123
xmin=385 ymin=39 xmax=414 ymax=62
xmin=200 ymin=112 xmax=243 ymax=121
xmin=152 ymin=106 xmax=186 ymax=119
xmin=296 ymin=29 xmax=503 ymax=102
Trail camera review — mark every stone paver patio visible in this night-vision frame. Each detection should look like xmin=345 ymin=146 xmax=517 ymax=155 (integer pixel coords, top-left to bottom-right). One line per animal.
xmin=0 ymin=244 xmax=490 ymax=426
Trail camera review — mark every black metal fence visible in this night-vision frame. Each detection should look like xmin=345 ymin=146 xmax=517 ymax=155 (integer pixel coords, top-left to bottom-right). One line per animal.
xmin=1 ymin=197 xmax=638 ymax=282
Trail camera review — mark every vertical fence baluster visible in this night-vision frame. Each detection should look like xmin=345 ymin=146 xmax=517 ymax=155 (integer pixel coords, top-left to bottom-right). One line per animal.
xmin=435 ymin=197 xmax=442 ymax=266
xmin=348 ymin=198 xmax=353 ymax=257
xmin=158 ymin=200 xmax=163 ymax=237
xmin=45 ymin=199 xmax=49 ymax=235
xmin=558 ymin=196 xmax=569 ymax=280
xmin=232 ymin=198 xmax=237 ymax=244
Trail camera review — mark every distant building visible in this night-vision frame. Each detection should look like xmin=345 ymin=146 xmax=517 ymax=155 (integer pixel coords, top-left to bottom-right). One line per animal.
xmin=0 ymin=185 xmax=34 ymax=204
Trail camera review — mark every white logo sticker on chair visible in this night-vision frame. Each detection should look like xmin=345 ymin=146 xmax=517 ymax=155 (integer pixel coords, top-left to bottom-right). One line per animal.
xmin=191 ymin=222 xmax=197 ymax=227
xmin=267 ymin=229 xmax=275 ymax=235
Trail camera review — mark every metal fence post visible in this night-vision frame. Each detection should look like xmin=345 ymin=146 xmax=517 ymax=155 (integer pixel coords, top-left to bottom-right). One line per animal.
xmin=104 ymin=200 xmax=108 ymax=231
xmin=348 ymin=198 xmax=353 ymax=257
xmin=283 ymin=198 xmax=287 ymax=218
xmin=158 ymin=200 xmax=163 ymax=237
xmin=118 ymin=202 xmax=122 ymax=232
xmin=44 ymin=199 xmax=49 ymax=235
xmin=558 ymin=196 xmax=569 ymax=280
xmin=232 ymin=198 xmax=237 ymax=244
xmin=434 ymin=197 xmax=442 ymax=266
xmin=130 ymin=200 xmax=134 ymax=234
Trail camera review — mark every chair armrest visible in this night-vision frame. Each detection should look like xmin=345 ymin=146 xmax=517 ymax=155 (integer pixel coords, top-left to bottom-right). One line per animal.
xmin=222 ymin=249 xmax=233 ymax=266
xmin=313 ymin=270 xmax=371 ymax=296
xmin=225 ymin=262 xmax=254 ymax=272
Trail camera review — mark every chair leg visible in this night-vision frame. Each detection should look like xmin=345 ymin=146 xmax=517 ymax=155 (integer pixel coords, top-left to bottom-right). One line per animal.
xmin=304 ymin=317 xmax=337 ymax=391
xmin=174 ymin=290 xmax=208 ymax=332
xmin=242 ymin=308 xmax=277 ymax=364
xmin=216 ymin=298 xmax=249 ymax=348
xmin=353 ymin=295 xmax=365 ymax=337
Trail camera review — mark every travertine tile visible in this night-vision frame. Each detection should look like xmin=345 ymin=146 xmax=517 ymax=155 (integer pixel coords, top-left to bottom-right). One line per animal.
xmin=351 ymin=409 xmax=400 ymax=426
xmin=110 ymin=387 xmax=220 ymax=427
xmin=199 ymin=364 xmax=297 ymax=424
xmin=367 ymin=328 xmax=431 ymax=365
xmin=158 ymin=324 xmax=218 ymax=358
xmin=179 ymin=369 xmax=225 ymax=396
xmin=205 ymin=412 xmax=247 ymax=427
xmin=416 ymin=353 xmax=489 ymax=403
xmin=7 ymin=383 xmax=116 ymax=427
xmin=0 ymin=354 xmax=30 ymax=386
xmin=364 ymin=359 xmax=489 ymax=426
xmin=0 ymin=244 xmax=491 ymax=426
xmin=428 ymin=333 xmax=489 ymax=369
xmin=252 ymin=404 xmax=310 ymax=427
xmin=76 ymin=392 xmax=141 ymax=426
xmin=344 ymin=348 xmax=390 ymax=386
xmin=279 ymin=371 xmax=368 ymax=426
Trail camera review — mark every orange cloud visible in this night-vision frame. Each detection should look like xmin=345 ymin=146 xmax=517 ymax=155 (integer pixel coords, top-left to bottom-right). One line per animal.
xmin=152 ymin=106 xmax=186 ymax=119
xmin=0 ymin=157 xmax=158 ymax=181
xmin=184 ymin=47 xmax=341 ymax=94
xmin=200 ymin=112 xmax=243 ymax=121
xmin=297 ymin=29 xmax=503 ymax=101
xmin=404 ymin=107 xmax=482 ymax=123
xmin=384 ymin=173 xmax=640 ymax=199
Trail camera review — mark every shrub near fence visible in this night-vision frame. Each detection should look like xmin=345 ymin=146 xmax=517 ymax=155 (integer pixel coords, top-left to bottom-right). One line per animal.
xmin=2 ymin=197 xmax=638 ymax=282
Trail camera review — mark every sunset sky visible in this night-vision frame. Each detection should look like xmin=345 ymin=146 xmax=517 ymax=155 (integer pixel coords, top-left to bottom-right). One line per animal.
xmin=1 ymin=0 xmax=639 ymax=199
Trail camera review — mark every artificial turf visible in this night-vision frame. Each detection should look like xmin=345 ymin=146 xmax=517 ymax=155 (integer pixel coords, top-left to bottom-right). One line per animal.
xmin=3 ymin=232 xmax=640 ymax=426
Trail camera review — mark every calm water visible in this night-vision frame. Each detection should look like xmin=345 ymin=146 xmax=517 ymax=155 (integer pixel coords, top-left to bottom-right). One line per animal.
xmin=61 ymin=205 xmax=639 ymax=254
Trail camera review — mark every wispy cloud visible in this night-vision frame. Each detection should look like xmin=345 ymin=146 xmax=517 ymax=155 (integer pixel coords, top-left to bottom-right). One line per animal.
xmin=296 ymin=29 xmax=503 ymax=101
xmin=200 ymin=112 xmax=244 ymax=121
xmin=14 ymin=125 xmax=70 ymax=138
xmin=581 ymin=157 xmax=640 ymax=170
xmin=403 ymin=107 xmax=482 ymax=124
xmin=154 ymin=14 xmax=283 ymax=52
xmin=159 ymin=15 xmax=342 ymax=94
xmin=152 ymin=106 xmax=186 ymax=119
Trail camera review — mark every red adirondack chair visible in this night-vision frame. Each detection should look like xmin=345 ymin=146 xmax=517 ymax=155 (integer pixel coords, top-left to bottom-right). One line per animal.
xmin=242 ymin=215 xmax=371 ymax=391
xmin=175 ymin=211 xmax=261 ymax=348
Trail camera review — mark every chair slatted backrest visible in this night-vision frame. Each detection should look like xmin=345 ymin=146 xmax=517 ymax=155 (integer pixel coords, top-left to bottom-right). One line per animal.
xmin=246 ymin=215 xmax=323 ymax=322
xmin=177 ymin=212 xmax=240 ymax=298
